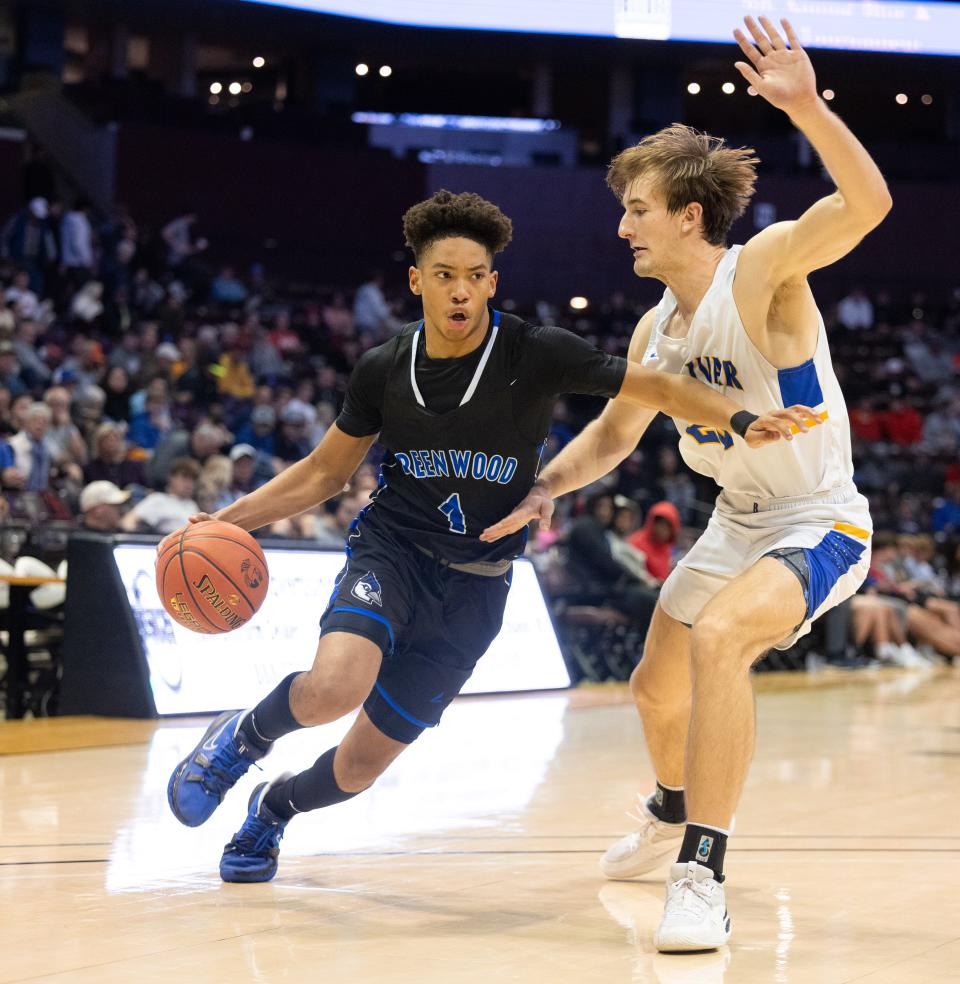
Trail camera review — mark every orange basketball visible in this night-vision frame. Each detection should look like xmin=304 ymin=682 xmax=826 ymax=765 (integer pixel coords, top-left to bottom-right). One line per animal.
xmin=156 ymin=521 xmax=269 ymax=634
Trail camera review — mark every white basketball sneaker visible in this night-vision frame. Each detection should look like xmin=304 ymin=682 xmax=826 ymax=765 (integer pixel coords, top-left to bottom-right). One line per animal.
xmin=654 ymin=861 xmax=731 ymax=953
xmin=600 ymin=793 xmax=686 ymax=880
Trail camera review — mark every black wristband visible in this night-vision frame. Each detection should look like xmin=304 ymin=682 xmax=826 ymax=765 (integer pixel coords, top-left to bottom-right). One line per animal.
xmin=730 ymin=410 xmax=759 ymax=438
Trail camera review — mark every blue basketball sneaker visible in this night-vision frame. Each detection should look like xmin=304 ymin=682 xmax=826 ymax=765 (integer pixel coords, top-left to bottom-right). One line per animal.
xmin=220 ymin=773 xmax=293 ymax=883
xmin=167 ymin=710 xmax=272 ymax=827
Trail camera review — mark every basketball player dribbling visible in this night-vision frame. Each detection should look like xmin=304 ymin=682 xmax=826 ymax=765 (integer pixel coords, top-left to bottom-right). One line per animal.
xmin=165 ymin=190 xmax=815 ymax=883
xmin=481 ymin=17 xmax=891 ymax=952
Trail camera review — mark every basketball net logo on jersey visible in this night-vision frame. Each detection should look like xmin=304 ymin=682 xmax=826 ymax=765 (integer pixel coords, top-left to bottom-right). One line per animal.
xmin=352 ymin=572 xmax=383 ymax=607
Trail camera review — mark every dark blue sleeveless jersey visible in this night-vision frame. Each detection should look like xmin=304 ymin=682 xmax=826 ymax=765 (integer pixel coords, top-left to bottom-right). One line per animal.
xmin=336 ymin=310 xmax=627 ymax=565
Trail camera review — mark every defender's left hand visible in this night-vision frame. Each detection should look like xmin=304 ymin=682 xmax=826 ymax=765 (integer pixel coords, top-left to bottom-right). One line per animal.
xmin=733 ymin=17 xmax=818 ymax=115
xmin=743 ymin=405 xmax=822 ymax=447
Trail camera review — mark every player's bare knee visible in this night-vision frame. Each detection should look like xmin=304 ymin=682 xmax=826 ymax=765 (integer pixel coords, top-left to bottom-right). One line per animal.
xmin=689 ymin=614 xmax=748 ymax=672
xmin=293 ymin=673 xmax=366 ymax=725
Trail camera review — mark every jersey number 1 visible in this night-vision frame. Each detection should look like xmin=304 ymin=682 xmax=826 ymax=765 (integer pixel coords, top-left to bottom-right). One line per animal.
xmin=438 ymin=493 xmax=466 ymax=535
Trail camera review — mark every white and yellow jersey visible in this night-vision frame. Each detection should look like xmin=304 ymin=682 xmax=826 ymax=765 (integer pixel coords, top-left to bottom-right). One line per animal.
xmin=642 ymin=245 xmax=854 ymax=500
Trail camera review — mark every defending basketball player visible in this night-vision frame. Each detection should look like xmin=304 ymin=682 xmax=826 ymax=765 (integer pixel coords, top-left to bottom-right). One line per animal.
xmin=481 ymin=16 xmax=890 ymax=953
xmin=164 ymin=189 xmax=814 ymax=884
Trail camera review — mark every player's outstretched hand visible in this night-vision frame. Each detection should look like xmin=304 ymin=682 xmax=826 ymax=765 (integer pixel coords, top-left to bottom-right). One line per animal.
xmin=733 ymin=17 xmax=817 ymax=115
xmin=480 ymin=483 xmax=554 ymax=543
xmin=743 ymin=405 xmax=822 ymax=447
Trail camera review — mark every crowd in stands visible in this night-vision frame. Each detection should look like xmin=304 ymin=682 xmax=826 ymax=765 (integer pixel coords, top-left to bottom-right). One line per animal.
xmin=0 ymin=191 xmax=957 ymax=667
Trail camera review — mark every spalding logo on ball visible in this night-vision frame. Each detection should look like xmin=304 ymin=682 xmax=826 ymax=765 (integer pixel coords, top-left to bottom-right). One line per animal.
xmin=156 ymin=521 xmax=270 ymax=634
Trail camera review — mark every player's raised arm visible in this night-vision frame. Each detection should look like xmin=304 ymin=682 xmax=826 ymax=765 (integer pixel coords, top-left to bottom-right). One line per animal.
xmin=201 ymin=424 xmax=377 ymax=533
xmin=733 ymin=16 xmax=891 ymax=283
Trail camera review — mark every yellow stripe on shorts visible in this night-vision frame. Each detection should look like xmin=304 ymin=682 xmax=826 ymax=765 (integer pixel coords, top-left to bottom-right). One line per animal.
xmin=833 ymin=522 xmax=870 ymax=540
xmin=788 ymin=410 xmax=830 ymax=434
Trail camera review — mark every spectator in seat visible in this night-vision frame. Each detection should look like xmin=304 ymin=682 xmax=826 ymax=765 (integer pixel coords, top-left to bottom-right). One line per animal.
xmin=44 ymin=385 xmax=87 ymax=478
xmin=565 ymin=491 xmax=657 ymax=630
xmin=881 ymin=397 xmax=924 ymax=447
xmin=8 ymin=401 xmax=53 ymax=491
xmin=228 ymin=442 xmax=272 ymax=495
xmin=273 ymin=405 xmax=313 ymax=465
xmin=210 ymin=266 xmax=248 ymax=305
xmin=353 ymin=271 xmax=400 ymax=337
xmin=0 ymin=340 xmax=29 ymax=398
xmin=60 ymin=198 xmax=95 ymax=287
xmin=128 ymin=386 xmax=174 ymax=453
xmin=849 ymin=396 xmax=884 ymax=443
xmin=836 ymin=287 xmax=874 ymax=330
xmin=84 ymin=421 xmax=146 ymax=489
xmin=122 ymin=457 xmax=200 ymax=534
xmin=102 ymin=365 xmax=133 ymax=423
xmin=2 ymin=198 xmax=55 ymax=293
xmin=79 ymin=480 xmax=131 ymax=533
xmin=148 ymin=420 xmax=226 ymax=489
xmin=627 ymin=500 xmax=681 ymax=586
xmin=933 ymin=479 xmax=960 ymax=536
xmin=234 ymin=403 xmax=277 ymax=456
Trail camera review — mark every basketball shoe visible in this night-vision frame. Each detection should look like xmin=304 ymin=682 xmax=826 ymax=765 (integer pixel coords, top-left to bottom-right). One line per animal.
xmin=653 ymin=861 xmax=731 ymax=953
xmin=167 ymin=710 xmax=272 ymax=827
xmin=220 ymin=773 xmax=293 ymax=883
xmin=600 ymin=793 xmax=686 ymax=880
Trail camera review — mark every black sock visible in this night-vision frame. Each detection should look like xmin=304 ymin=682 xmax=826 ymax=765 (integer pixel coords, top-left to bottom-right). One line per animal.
xmin=678 ymin=823 xmax=728 ymax=880
xmin=241 ymin=672 xmax=303 ymax=753
xmin=647 ymin=780 xmax=686 ymax=824
xmin=264 ymin=746 xmax=363 ymax=821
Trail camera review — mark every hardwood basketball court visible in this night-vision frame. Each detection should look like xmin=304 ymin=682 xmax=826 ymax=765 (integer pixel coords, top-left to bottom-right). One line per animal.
xmin=2 ymin=669 xmax=959 ymax=983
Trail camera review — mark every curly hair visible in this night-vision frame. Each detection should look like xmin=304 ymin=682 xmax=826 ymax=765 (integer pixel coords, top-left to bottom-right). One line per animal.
xmin=402 ymin=190 xmax=513 ymax=263
xmin=607 ymin=124 xmax=759 ymax=246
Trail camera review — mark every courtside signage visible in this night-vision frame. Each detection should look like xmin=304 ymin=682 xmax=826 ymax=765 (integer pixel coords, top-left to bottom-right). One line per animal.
xmin=113 ymin=544 xmax=569 ymax=715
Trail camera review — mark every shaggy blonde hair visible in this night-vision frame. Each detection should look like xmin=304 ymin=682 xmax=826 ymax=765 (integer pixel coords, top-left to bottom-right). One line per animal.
xmin=607 ymin=124 xmax=759 ymax=246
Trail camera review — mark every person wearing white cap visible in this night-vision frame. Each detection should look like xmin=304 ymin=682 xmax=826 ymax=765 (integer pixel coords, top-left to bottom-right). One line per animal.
xmin=79 ymin=480 xmax=131 ymax=532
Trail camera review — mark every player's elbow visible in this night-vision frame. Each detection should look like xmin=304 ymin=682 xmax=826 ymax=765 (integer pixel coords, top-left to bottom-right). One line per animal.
xmin=844 ymin=186 xmax=892 ymax=231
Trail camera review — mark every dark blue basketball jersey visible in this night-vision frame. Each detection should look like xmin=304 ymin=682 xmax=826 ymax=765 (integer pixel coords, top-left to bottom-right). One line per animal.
xmin=336 ymin=310 xmax=626 ymax=564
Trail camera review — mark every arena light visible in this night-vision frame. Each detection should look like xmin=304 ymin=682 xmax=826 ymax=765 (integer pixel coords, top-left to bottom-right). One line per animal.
xmin=722 ymin=81 xmax=735 ymax=95
xmin=379 ymin=64 xmax=392 ymax=77
xmin=895 ymin=92 xmax=908 ymax=104
xmin=569 ymin=296 xmax=589 ymax=310
xmin=747 ymin=86 xmax=758 ymax=96
xmin=228 ymin=81 xmax=242 ymax=95
xmin=921 ymin=93 xmax=933 ymax=105
xmin=822 ymin=88 xmax=835 ymax=101
xmin=252 ymin=56 xmax=265 ymax=68
xmin=686 ymin=82 xmax=700 ymax=95
xmin=209 ymin=81 xmax=222 ymax=94
xmin=355 ymin=62 xmax=369 ymax=76
xmin=351 ymin=111 xmax=561 ymax=133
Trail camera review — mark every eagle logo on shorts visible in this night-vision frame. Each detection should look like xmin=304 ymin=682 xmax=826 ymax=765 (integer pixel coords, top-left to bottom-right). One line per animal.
xmin=351 ymin=571 xmax=383 ymax=607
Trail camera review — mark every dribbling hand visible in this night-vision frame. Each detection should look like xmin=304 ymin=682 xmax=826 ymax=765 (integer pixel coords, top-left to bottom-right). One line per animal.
xmin=743 ymin=404 xmax=822 ymax=447
xmin=479 ymin=483 xmax=554 ymax=544
xmin=155 ymin=513 xmax=216 ymax=560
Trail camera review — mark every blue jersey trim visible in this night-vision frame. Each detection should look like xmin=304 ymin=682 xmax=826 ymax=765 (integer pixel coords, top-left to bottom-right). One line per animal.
xmin=800 ymin=530 xmax=866 ymax=619
xmin=373 ymin=681 xmax=435 ymax=730
xmin=778 ymin=359 xmax=824 ymax=408
xmin=329 ymin=605 xmax=396 ymax=649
